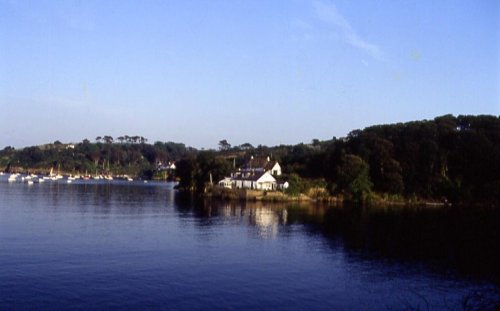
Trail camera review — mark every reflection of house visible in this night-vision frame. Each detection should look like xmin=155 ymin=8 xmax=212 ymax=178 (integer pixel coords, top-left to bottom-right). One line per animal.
xmin=218 ymin=156 xmax=288 ymax=191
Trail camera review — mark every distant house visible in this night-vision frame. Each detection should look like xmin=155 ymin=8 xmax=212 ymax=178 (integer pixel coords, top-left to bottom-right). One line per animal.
xmin=217 ymin=156 xmax=288 ymax=191
xmin=167 ymin=162 xmax=176 ymax=170
xmin=218 ymin=171 xmax=277 ymax=190
xmin=157 ymin=161 xmax=176 ymax=171
xmin=235 ymin=171 xmax=277 ymax=190
xmin=241 ymin=156 xmax=282 ymax=176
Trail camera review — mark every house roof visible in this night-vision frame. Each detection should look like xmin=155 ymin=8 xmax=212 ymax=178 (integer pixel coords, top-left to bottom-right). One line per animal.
xmin=243 ymin=157 xmax=278 ymax=171
xmin=232 ymin=171 xmax=276 ymax=182
xmin=232 ymin=171 xmax=266 ymax=181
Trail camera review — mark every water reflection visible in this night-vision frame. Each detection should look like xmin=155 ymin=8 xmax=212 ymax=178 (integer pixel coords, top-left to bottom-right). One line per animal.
xmin=175 ymin=196 xmax=500 ymax=283
xmin=1 ymin=181 xmax=499 ymax=310
xmin=3 ymin=181 xmax=176 ymax=217
xmin=178 ymin=198 xmax=291 ymax=238
xmin=5 ymin=181 xmax=499 ymax=283
xmin=319 ymin=205 xmax=500 ymax=282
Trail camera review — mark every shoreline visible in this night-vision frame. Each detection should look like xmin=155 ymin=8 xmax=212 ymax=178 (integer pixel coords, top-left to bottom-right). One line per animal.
xmin=202 ymin=187 xmax=450 ymax=208
xmin=0 ymin=167 xmax=175 ymax=181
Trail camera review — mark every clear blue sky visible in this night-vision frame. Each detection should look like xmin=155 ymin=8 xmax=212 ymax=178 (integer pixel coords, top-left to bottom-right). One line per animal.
xmin=1 ymin=0 xmax=499 ymax=149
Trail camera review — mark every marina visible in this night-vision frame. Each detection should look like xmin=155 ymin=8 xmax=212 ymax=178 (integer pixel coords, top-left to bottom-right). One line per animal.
xmin=0 ymin=172 xmax=137 ymax=185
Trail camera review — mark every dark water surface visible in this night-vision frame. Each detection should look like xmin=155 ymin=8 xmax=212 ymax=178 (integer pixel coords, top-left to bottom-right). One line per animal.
xmin=0 ymin=180 xmax=498 ymax=310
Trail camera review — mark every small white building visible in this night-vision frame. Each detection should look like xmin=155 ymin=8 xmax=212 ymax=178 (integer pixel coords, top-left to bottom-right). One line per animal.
xmin=278 ymin=181 xmax=289 ymax=190
xmin=218 ymin=177 xmax=233 ymax=189
xmin=157 ymin=161 xmax=176 ymax=171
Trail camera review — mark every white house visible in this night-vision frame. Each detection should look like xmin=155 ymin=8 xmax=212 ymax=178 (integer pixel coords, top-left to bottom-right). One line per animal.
xmin=232 ymin=171 xmax=277 ymax=191
xmin=218 ymin=171 xmax=278 ymax=191
xmin=218 ymin=156 xmax=286 ymax=191
xmin=157 ymin=161 xmax=176 ymax=171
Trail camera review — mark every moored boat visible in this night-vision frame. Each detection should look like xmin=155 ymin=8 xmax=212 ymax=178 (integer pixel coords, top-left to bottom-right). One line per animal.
xmin=8 ymin=174 xmax=19 ymax=182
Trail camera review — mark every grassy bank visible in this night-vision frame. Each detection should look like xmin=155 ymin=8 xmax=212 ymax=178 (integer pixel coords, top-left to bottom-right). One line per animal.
xmin=203 ymin=187 xmax=449 ymax=207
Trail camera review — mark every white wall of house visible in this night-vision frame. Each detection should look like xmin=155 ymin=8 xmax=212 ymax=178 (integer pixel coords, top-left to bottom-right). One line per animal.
xmin=270 ymin=163 xmax=282 ymax=176
xmin=255 ymin=172 xmax=277 ymax=190
xmin=228 ymin=172 xmax=278 ymax=190
xmin=257 ymin=171 xmax=276 ymax=183
xmin=256 ymin=182 xmax=274 ymax=190
xmin=243 ymin=180 xmax=254 ymax=189
xmin=218 ymin=178 xmax=232 ymax=188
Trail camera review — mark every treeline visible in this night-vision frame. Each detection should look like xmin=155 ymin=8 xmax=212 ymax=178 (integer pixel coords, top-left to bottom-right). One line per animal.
xmin=94 ymin=135 xmax=148 ymax=144
xmin=2 ymin=115 xmax=499 ymax=204
xmin=176 ymin=115 xmax=500 ymax=205
xmin=283 ymin=114 xmax=499 ymax=204
xmin=0 ymin=138 xmax=193 ymax=178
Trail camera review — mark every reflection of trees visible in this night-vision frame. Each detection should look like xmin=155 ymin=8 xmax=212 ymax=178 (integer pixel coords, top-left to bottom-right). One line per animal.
xmin=460 ymin=286 xmax=499 ymax=311
xmin=316 ymin=205 xmax=500 ymax=282
xmin=175 ymin=197 xmax=500 ymax=282
xmin=38 ymin=182 xmax=175 ymax=216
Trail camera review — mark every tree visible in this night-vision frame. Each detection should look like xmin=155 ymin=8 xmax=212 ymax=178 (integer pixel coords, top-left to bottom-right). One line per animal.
xmin=380 ymin=159 xmax=404 ymax=194
xmin=117 ymin=136 xmax=125 ymax=144
xmin=176 ymin=156 xmax=198 ymax=191
xmin=240 ymin=142 xmax=254 ymax=150
xmin=103 ymin=136 xmax=114 ymax=144
xmin=285 ymin=173 xmax=304 ymax=196
xmin=218 ymin=139 xmax=231 ymax=151
xmin=337 ymin=154 xmax=373 ymax=203
xmin=195 ymin=151 xmax=232 ymax=190
xmin=95 ymin=136 xmax=102 ymax=143
xmin=359 ymin=135 xmax=404 ymax=194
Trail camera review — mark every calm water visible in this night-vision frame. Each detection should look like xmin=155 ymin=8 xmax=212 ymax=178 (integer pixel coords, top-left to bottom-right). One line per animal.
xmin=0 ymin=179 xmax=498 ymax=310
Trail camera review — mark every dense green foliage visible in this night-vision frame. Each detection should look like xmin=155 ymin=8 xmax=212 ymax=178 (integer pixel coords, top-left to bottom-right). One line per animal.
xmin=202 ymin=115 xmax=499 ymax=204
xmin=337 ymin=154 xmax=373 ymax=202
xmin=269 ymin=114 xmax=499 ymax=204
xmin=2 ymin=115 xmax=499 ymax=204
xmin=0 ymin=138 xmax=192 ymax=178
xmin=176 ymin=151 xmax=233 ymax=191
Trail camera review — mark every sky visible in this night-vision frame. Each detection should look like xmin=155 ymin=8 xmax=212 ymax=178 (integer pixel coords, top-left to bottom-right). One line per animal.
xmin=1 ymin=0 xmax=499 ymax=149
